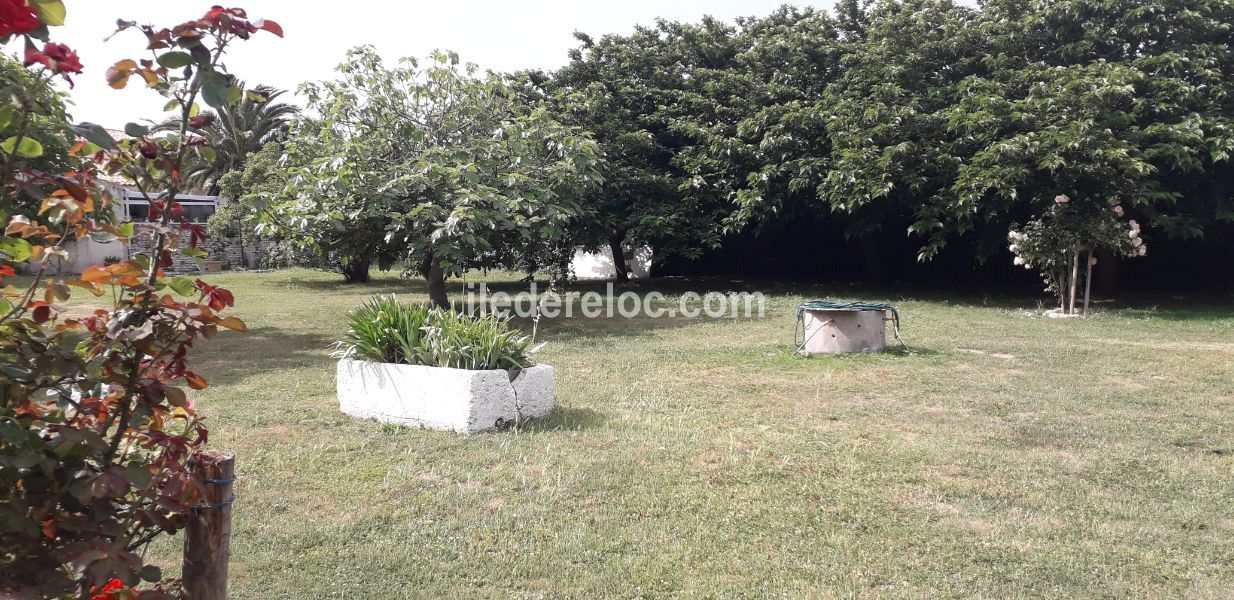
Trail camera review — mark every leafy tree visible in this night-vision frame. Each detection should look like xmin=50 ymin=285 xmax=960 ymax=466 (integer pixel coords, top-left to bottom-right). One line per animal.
xmin=155 ymin=84 xmax=297 ymax=195
xmin=265 ymin=48 xmax=601 ymax=300
xmin=0 ymin=52 xmax=76 ymax=215
xmin=821 ymin=0 xmax=985 ymax=260
xmin=822 ymin=0 xmax=1234 ymax=276
xmin=546 ymin=21 xmax=737 ymax=281
xmin=210 ymin=141 xmax=284 ymax=267
xmin=715 ymin=6 xmax=848 ymax=228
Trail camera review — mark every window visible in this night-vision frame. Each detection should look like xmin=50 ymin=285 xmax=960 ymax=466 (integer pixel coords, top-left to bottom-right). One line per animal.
xmin=123 ymin=192 xmax=219 ymax=224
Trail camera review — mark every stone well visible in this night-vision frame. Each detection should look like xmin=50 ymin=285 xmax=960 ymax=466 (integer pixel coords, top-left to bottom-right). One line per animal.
xmin=799 ymin=308 xmax=887 ymax=354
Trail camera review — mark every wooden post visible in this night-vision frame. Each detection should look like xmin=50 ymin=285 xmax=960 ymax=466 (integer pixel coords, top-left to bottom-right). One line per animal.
xmin=183 ymin=450 xmax=234 ymax=600
xmin=1082 ymin=247 xmax=1094 ymax=316
xmin=1068 ymin=249 xmax=1081 ymax=314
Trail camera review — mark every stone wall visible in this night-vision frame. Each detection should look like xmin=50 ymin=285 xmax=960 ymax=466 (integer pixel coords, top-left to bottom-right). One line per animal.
xmin=128 ymin=226 xmax=268 ymax=273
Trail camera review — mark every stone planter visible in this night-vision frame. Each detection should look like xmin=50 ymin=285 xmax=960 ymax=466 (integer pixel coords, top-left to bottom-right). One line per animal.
xmin=204 ymin=260 xmax=225 ymax=273
xmin=336 ymin=358 xmax=555 ymax=434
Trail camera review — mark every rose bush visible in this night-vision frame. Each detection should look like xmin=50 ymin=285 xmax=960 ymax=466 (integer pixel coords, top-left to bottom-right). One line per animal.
xmin=1008 ymin=194 xmax=1145 ymax=314
xmin=1 ymin=4 xmax=279 ymax=597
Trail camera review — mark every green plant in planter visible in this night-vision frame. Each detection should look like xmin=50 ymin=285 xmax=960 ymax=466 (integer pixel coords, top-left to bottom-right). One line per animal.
xmin=338 ymin=295 xmax=538 ymax=370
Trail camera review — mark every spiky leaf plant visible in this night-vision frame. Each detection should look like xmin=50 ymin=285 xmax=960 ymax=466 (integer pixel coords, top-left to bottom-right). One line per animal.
xmin=338 ymin=295 xmax=537 ymax=370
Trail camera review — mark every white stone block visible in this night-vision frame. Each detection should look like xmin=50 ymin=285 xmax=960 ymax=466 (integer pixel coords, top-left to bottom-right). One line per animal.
xmin=336 ymin=359 xmax=556 ymax=434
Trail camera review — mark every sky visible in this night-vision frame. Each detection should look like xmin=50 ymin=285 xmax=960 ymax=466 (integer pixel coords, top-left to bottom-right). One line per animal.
xmin=45 ymin=0 xmax=834 ymax=129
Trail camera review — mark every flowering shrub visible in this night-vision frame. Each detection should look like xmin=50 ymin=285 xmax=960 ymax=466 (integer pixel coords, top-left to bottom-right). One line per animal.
xmin=0 ymin=3 xmax=279 ymax=597
xmin=1008 ymin=194 xmax=1146 ymax=312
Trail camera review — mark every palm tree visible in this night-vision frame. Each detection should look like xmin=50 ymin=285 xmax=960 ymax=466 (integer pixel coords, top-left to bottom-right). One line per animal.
xmin=157 ymin=84 xmax=299 ymax=195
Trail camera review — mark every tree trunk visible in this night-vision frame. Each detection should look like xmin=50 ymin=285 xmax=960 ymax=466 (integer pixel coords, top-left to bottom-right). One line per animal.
xmin=1082 ymin=247 xmax=1094 ymax=316
xmin=426 ymin=254 xmax=449 ymax=309
xmin=608 ymin=234 xmax=629 ymax=283
xmin=341 ymin=257 xmax=371 ymax=283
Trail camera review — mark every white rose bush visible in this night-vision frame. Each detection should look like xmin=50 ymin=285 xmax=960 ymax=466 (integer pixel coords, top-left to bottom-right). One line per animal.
xmin=1008 ymin=195 xmax=1147 ymax=316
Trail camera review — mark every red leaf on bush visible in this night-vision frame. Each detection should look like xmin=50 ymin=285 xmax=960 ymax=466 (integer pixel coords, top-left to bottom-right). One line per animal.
xmin=216 ymin=315 xmax=246 ymax=332
xmin=137 ymin=140 xmax=159 ymax=159
xmin=184 ymin=371 xmax=208 ymax=390
xmin=253 ymin=19 xmax=283 ymax=37
xmin=106 ymin=59 xmax=137 ymax=89
xmin=188 ymin=114 xmax=216 ymax=129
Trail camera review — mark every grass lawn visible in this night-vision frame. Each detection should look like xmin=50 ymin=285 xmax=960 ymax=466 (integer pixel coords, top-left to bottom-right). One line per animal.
xmin=147 ymin=269 xmax=1234 ymax=598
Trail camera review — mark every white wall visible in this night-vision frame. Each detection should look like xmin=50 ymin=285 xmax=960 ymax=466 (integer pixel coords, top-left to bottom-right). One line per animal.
xmin=570 ymin=245 xmax=653 ymax=280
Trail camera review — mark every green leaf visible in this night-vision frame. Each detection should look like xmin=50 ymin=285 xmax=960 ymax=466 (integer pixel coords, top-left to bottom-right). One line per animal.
xmin=69 ymin=122 xmax=117 ymax=149
xmin=168 ymin=276 xmax=197 ymax=296
xmin=0 ymin=420 xmax=26 ymax=444
xmin=31 ymin=0 xmax=66 ymax=26
xmin=0 ymin=237 xmax=33 ymax=262
xmin=201 ymin=71 xmax=232 ymax=109
xmin=157 ymin=51 xmax=193 ymax=69
xmin=124 ymin=122 xmax=149 ymax=138
xmin=0 ymin=362 xmax=33 ymax=379
xmin=12 ymin=451 xmax=41 ymax=469
xmin=140 ymin=565 xmax=163 ymax=583
xmin=180 ymin=246 xmax=209 ymax=259
xmin=1 ymin=136 xmax=43 ymax=158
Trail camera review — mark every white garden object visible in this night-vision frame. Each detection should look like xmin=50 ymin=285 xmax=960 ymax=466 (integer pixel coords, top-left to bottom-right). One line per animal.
xmin=336 ymin=359 xmax=555 ymax=434
xmin=799 ymin=308 xmax=887 ymax=354
xmin=794 ymin=300 xmax=905 ymax=355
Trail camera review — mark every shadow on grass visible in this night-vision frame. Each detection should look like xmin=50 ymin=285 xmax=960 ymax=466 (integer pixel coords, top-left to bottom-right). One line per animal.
xmin=1100 ymin=294 xmax=1234 ymax=323
xmin=193 ymin=326 xmax=336 ymax=385
xmin=276 ymin=277 xmax=414 ymax=297
xmin=514 ymin=406 xmax=608 ymax=432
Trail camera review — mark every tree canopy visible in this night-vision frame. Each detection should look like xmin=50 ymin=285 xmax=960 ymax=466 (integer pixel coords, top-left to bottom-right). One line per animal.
xmin=263 ymin=47 xmax=601 ymax=302
xmin=240 ymin=0 xmax=1234 ymax=292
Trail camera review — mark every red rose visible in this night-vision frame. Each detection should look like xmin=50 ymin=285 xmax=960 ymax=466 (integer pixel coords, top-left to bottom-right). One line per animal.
xmin=43 ymin=42 xmax=82 ymax=73
xmin=0 ymin=0 xmax=41 ymax=39
xmin=24 ymin=42 xmax=84 ymax=85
